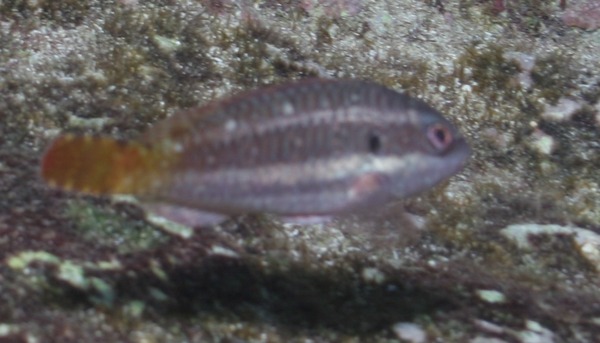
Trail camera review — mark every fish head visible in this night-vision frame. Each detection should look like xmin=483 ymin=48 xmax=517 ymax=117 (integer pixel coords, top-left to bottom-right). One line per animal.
xmin=385 ymin=102 xmax=471 ymax=199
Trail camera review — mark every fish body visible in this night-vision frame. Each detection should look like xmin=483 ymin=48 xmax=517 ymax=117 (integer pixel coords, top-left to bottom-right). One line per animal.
xmin=41 ymin=79 xmax=470 ymax=222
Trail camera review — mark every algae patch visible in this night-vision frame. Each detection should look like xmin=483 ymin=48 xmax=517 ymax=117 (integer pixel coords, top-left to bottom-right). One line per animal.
xmin=65 ymin=199 xmax=169 ymax=253
xmin=6 ymin=250 xmax=122 ymax=306
xmin=455 ymin=43 xmax=521 ymax=104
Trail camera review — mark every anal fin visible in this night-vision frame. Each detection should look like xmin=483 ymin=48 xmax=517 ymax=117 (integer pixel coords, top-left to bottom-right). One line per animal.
xmin=143 ymin=203 xmax=228 ymax=228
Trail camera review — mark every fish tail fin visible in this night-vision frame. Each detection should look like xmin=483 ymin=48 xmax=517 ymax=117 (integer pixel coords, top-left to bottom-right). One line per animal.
xmin=41 ymin=134 xmax=169 ymax=195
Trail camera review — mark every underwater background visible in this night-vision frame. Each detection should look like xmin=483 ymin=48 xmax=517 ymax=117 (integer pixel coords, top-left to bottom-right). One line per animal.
xmin=0 ymin=0 xmax=599 ymax=341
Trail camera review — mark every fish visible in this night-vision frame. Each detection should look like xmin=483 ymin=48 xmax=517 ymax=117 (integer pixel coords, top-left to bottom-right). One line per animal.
xmin=40 ymin=78 xmax=471 ymax=226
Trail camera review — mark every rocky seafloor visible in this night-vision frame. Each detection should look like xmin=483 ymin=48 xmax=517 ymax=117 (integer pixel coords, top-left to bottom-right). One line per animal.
xmin=1 ymin=0 xmax=599 ymax=342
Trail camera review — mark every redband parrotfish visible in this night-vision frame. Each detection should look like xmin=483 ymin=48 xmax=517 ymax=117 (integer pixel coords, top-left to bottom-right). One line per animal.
xmin=41 ymin=78 xmax=470 ymax=226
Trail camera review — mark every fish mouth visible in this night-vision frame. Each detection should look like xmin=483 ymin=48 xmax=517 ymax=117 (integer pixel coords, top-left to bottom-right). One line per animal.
xmin=429 ymin=138 xmax=471 ymax=187
xmin=446 ymin=138 xmax=472 ymax=174
xmin=427 ymin=136 xmax=472 ymax=185
xmin=387 ymin=138 xmax=471 ymax=199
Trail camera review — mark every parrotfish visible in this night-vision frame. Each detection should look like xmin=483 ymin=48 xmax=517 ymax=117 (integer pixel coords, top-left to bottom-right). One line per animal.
xmin=41 ymin=78 xmax=470 ymax=226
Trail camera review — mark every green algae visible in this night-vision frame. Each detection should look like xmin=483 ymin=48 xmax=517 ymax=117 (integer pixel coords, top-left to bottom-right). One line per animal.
xmin=6 ymin=250 xmax=121 ymax=306
xmin=7 ymin=251 xmax=61 ymax=270
xmin=65 ymin=199 xmax=169 ymax=253
xmin=531 ymin=52 xmax=577 ymax=104
xmin=455 ymin=43 xmax=521 ymax=104
xmin=57 ymin=260 xmax=87 ymax=288
xmin=0 ymin=0 xmax=92 ymax=25
xmin=457 ymin=0 xmax=559 ymax=35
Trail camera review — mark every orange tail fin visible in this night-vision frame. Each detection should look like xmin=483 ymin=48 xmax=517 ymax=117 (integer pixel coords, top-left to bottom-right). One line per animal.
xmin=41 ymin=134 xmax=170 ymax=196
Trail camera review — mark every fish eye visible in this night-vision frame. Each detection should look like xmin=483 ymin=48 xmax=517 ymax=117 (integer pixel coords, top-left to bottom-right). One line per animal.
xmin=368 ymin=132 xmax=382 ymax=154
xmin=427 ymin=123 xmax=453 ymax=152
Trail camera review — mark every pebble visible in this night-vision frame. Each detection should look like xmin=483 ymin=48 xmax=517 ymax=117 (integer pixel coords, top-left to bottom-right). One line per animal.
xmin=500 ymin=223 xmax=600 ymax=271
xmin=541 ymin=97 xmax=582 ymax=122
xmin=392 ymin=322 xmax=426 ymax=343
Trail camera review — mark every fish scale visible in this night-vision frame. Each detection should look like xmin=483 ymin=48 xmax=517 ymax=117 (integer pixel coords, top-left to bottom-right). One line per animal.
xmin=41 ymin=78 xmax=471 ymax=224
